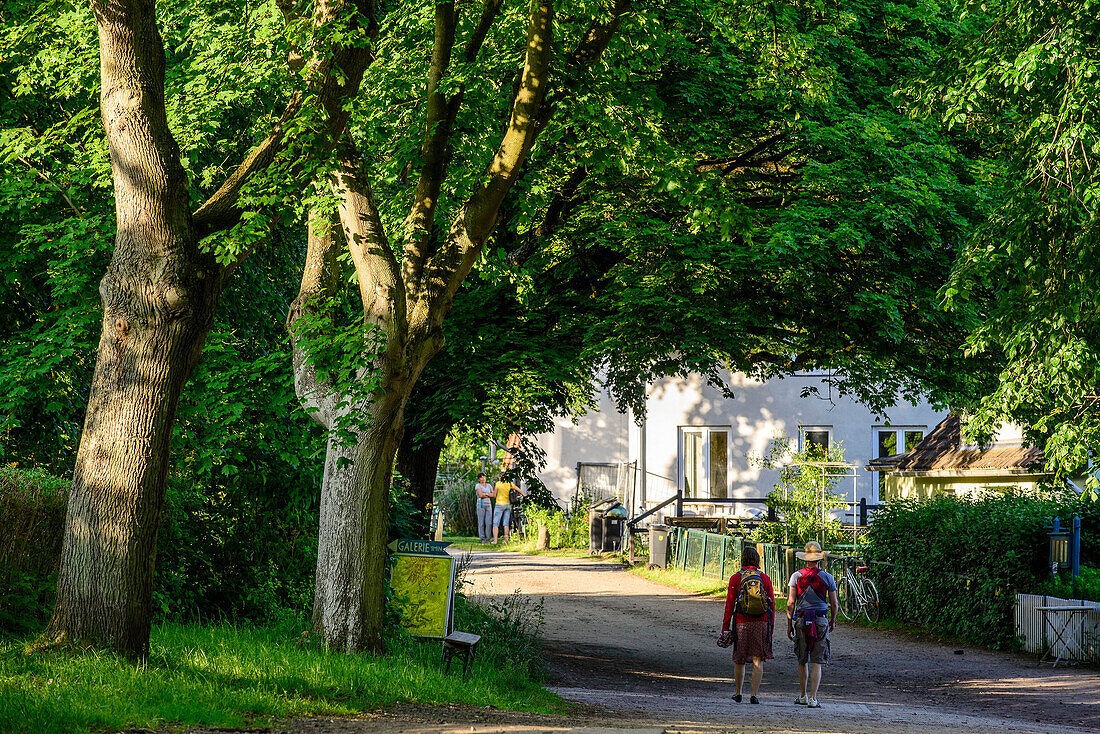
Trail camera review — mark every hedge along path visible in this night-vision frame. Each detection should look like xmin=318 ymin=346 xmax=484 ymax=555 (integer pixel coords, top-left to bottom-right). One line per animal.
xmin=460 ymin=549 xmax=1100 ymax=734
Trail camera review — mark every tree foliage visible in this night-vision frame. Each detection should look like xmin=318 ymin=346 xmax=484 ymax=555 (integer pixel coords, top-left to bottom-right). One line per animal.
xmin=917 ymin=0 xmax=1100 ymax=488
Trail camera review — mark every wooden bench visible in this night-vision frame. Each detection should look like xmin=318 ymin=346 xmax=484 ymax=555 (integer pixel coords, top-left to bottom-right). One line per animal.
xmin=441 ymin=631 xmax=481 ymax=679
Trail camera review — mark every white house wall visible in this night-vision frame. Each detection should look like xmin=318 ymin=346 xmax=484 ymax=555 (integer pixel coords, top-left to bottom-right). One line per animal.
xmin=533 ymin=371 xmax=945 ymax=514
xmin=535 ymin=386 xmax=629 ymax=501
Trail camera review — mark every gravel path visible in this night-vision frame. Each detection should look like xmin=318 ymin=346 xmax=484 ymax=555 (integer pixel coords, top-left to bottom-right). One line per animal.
xmin=460 ymin=549 xmax=1100 ymax=734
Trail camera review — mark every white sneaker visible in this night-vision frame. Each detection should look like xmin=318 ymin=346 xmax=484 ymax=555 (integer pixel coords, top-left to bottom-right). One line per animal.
xmin=808 ymin=698 xmax=821 ymax=708
xmin=795 ymin=695 xmax=808 ymax=705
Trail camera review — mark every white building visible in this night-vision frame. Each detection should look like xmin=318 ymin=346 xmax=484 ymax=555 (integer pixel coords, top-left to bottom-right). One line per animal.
xmin=534 ymin=370 xmax=946 ymax=519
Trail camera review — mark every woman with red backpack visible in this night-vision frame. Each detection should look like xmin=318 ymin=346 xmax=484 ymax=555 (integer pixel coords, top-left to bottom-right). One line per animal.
xmin=718 ymin=546 xmax=775 ymax=703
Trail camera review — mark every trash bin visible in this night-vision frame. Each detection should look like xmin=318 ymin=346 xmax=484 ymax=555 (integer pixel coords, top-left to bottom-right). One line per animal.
xmin=589 ymin=502 xmax=625 ymax=553
xmin=601 ymin=516 xmax=623 ymax=552
xmin=648 ymin=524 xmax=670 ymax=569
xmin=589 ymin=509 xmax=604 ymax=553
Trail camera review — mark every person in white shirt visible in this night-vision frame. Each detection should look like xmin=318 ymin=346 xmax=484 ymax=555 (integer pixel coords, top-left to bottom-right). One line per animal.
xmin=473 ymin=473 xmax=495 ymax=543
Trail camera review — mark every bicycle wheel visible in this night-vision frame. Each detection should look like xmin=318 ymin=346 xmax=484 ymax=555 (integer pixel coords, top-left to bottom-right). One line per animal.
xmin=861 ymin=578 xmax=882 ymax=623
xmin=837 ymin=576 xmax=857 ymax=620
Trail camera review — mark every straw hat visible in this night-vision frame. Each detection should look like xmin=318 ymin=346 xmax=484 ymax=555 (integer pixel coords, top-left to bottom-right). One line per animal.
xmin=795 ymin=541 xmax=827 ymax=562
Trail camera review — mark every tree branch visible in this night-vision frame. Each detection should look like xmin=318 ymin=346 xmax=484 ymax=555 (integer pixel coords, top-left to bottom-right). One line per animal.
xmin=287 ymin=207 xmax=345 ymax=430
xmin=695 ymin=132 xmax=790 ymax=174
xmin=192 ymin=0 xmax=379 ymax=243
xmin=331 ymin=136 xmax=408 ymax=371
xmin=401 ymin=0 xmax=459 ymax=305
xmin=401 ymin=0 xmax=509 ymax=304
xmin=507 ymin=163 xmax=589 ymax=266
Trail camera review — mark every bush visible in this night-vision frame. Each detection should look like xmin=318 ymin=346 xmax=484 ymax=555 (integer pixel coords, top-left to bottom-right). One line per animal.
xmin=866 ymin=492 xmax=1095 ymax=648
xmin=449 ymin=554 xmax=546 ymax=679
xmin=0 ymin=467 xmax=67 ymax=635
xmin=153 ymin=465 xmax=320 ymax=627
xmin=750 ymin=438 xmax=849 ymax=546
xmin=436 ymin=479 xmax=477 ymax=536
xmin=156 ymin=470 xmax=424 ymax=627
xmin=2 ymin=461 xmax=424 ymax=633
xmin=523 ymin=503 xmax=590 ymax=549
xmin=1037 ymin=566 xmax=1100 ymax=602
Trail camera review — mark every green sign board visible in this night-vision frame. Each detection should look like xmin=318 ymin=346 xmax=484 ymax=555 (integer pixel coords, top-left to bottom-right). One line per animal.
xmin=389 ymin=538 xmax=455 ymax=638
xmin=388 ymin=538 xmax=451 ymax=555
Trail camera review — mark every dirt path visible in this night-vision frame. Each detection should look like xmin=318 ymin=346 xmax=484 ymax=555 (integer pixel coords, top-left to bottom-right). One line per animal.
xmin=459 ymin=549 xmax=1100 ymax=734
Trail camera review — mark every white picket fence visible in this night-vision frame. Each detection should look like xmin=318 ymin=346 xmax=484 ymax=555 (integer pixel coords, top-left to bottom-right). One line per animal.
xmin=1016 ymin=593 xmax=1100 ymax=664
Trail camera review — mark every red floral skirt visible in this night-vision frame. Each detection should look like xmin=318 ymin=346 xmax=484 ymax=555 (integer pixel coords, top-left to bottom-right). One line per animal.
xmin=732 ymin=617 xmax=774 ymax=664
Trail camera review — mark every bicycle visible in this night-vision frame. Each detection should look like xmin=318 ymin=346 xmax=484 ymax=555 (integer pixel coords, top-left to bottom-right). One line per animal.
xmin=836 ymin=557 xmax=881 ymax=623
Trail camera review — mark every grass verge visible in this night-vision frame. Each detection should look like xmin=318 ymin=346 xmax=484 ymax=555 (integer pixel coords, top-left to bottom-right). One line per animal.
xmin=445 ymin=534 xmax=596 ymax=559
xmin=0 ymin=596 xmax=564 ymax=734
xmin=630 ymin=564 xmax=789 ymax=612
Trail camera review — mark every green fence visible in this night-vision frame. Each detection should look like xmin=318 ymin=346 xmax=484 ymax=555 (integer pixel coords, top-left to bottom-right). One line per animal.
xmin=668 ymin=527 xmax=856 ymax=589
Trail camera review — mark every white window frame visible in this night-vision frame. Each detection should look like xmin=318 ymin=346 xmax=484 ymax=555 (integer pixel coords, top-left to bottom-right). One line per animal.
xmin=871 ymin=425 xmax=927 ymax=503
xmin=677 ymin=426 xmax=731 ymax=499
xmin=798 ymin=425 xmax=833 ymax=456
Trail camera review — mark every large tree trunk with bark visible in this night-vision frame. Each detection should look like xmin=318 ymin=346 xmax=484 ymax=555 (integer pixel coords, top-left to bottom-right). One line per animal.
xmin=45 ymin=0 xmax=218 ymax=660
xmin=49 ymin=0 xmax=377 ymax=659
xmin=307 ymin=391 xmax=407 ymax=652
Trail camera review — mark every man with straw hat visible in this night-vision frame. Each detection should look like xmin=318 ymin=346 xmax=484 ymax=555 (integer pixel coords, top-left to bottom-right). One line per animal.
xmin=786 ymin=540 xmax=839 ymax=708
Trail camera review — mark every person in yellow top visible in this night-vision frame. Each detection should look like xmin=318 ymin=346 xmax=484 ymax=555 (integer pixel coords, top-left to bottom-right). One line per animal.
xmin=491 ymin=470 xmax=526 ymax=544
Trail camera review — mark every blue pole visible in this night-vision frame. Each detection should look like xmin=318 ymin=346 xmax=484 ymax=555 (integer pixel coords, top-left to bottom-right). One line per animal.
xmin=1072 ymin=516 xmax=1081 ymax=578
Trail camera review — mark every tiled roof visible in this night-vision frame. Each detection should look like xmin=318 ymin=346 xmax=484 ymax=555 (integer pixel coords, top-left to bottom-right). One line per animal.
xmin=867 ymin=415 xmax=1045 ymax=473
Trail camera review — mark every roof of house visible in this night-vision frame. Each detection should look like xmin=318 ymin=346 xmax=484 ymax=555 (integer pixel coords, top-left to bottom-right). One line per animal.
xmin=866 ymin=415 xmax=1045 ymax=474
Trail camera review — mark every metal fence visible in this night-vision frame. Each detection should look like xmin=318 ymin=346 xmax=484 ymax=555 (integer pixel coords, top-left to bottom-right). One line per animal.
xmin=669 ymin=527 xmax=800 ymax=587
xmin=666 ymin=527 xmax=866 ymax=593
xmin=1016 ymin=593 xmax=1100 ymax=664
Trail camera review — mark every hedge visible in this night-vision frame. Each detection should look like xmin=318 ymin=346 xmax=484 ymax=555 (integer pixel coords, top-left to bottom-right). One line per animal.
xmin=866 ymin=492 xmax=1098 ymax=649
xmin=0 ymin=467 xmax=68 ymax=634
xmin=1 ymin=466 xmax=425 ymax=635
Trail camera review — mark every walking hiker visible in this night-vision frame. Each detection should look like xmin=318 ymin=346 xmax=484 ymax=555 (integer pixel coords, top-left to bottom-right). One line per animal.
xmin=491 ymin=471 xmax=525 ymax=544
xmin=718 ymin=546 xmax=775 ymax=704
xmin=787 ymin=540 xmax=839 ymax=709
xmin=474 ymin=472 xmax=495 ymax=543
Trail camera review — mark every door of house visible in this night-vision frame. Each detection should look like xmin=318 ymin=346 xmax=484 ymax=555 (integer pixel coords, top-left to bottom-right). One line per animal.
xmin=679 ymin=427 xmax=730 ymax=499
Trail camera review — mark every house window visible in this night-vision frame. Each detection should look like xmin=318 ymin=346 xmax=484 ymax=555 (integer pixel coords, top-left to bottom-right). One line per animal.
xmin=874 ymin=426 xmax=926 ymax=500
xmin=679 ymin=427 xmax=730 ymax=499
xmin=799 ymin=426 xmax=832 ymax=458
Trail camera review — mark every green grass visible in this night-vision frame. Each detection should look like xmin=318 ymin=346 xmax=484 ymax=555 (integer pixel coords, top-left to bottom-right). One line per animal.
xmin=0 ymin=618 xmax=565 ymax=734
xmin=629 ymin=564 xmax=789 ymax=612
xmin=444 ymin=534 xmax=483 ymax=552
xmin=444 ymin=533 xmax=595 ymax=559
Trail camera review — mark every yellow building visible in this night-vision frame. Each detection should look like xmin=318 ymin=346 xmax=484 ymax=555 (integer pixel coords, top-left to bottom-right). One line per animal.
xmin=867 ymin=415 xmax=1047 ymax=500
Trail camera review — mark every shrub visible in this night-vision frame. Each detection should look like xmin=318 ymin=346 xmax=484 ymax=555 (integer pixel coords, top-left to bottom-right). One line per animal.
xmin=866 ymin=492 xmax=1094 ymax=648
xmin=523 ymin=503 xmax=590 ymax=549
xmin=153 ymin=465 xmax=320 ymax=626
xmin=449 ymin=553 xmax=546 ymax=679
xmin=1037 ymin=566 xmax=1100 ymax=602
xmin=2 ymin=462 xmax=423 ymax=633
xmin=0 ymin=467 xmax=68 ymax=634
xmin=751 ymin=438 xmax=848 ymax=545
xmin=436 ymin=479 xmax=477 ymax=536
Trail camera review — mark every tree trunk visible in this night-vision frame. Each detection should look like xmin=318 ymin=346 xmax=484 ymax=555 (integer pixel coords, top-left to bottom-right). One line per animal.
xmin=289 ymin=203 xmax=420 ymax=653
xmin=309 ymin=389 xmax=407 ymax=653
xmin=396 ymin=428 xmax=446 ymax=513
xmin=45 ymin=0 xmax=218 ymax=660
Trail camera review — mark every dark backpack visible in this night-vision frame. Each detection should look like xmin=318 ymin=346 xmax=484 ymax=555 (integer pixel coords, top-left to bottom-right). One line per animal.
xmin=736 ymin=569 xmax=768 ymax=617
